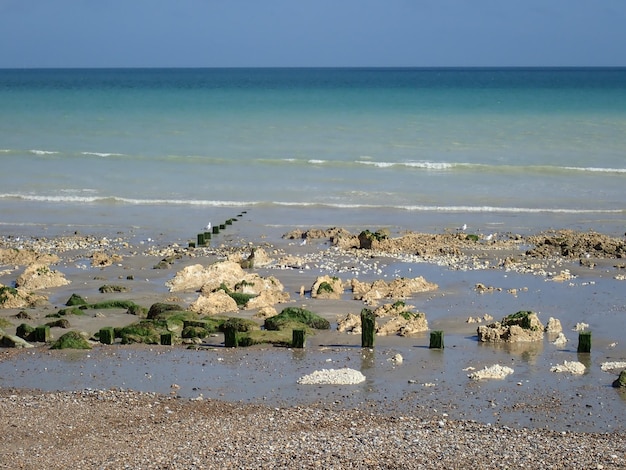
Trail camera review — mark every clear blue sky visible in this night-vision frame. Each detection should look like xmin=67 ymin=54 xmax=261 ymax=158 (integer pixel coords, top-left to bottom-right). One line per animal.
xmin=1 ymin=0 xmax=625 ymax=68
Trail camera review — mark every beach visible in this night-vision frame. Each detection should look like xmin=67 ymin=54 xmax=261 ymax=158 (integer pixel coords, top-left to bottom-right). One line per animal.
xmin=1 ymin=214 xmax=626 ymax=468
xmin=1 ymin=67 xmax=626 ymax=467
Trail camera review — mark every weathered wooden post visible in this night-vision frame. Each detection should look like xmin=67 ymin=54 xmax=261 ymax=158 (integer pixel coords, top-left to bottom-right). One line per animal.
xmin=577 ymin=331 xmax=592 ymax=353
xmin=224 ymin=325 xmax=238 ymax=347
xmin=160 ymin=332 xmax=173 ymax=346
xmin=197 ymin=233 xmax=205 ymax=247
xmin=225 ymin=219 xmax=233 ymax=225
xmin=219 ymin=223 xmax=226 ymax=230
xmin=429 ymin=330 xmax=444 ymax=349
xmin=188 ymin=241 xmax=196 ymax=248
xmin=292 ymin=329 xmax=306 ymax=348
xmin=99 ymin=327 xmax=115 ymax=345
xmin=361 ymin=308 xmax=375 ymax=348
xmin=212 ymin=225 xmax=220 ymax=234
xmin=35 ymin=325 xmax=50 ymax=343
xmin=204 ymin=231 xmax=212 ymax=241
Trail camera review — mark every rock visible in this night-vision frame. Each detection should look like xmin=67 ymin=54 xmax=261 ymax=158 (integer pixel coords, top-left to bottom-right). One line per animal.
xmin=574 ymin=322 xmax=589 ymax=331
xmin=253 ymin=306 xmax=278 ymax=319
xmin=337 ymin=313 xmax=364 ymax=334
xmin=468 ymin=364 xmax=514 ymax=380
xmin=0 ymin=248 xmax=59 ymax=266
xmin=189 ymin=290 xmax=238 ymax=316
xmin=311 ymin=275 xmax=344 ymax=299
xmin=240 ymin=247 xmax=273 ymax=268
xmin=0 ymin=284 xmax=47 ymax=309
xmin=612 ymin=370 xmax=626 ymax=388
xmin=351 ymin=276 xmax=438 ymax=305
xmin=0 ymin=328 xmax=34 ymax=348
xmin=552 ymin=332 xmax=568 ymax=346
xmin=377 ymin=312 xmax=428 ymax=336
xmin=550 ymin=361 xmax=586 ymax=375
xmin=297 ymin=368 xmax=366 ymax=385
xmin=477 ymin=311 xmax=544 ymax=343
xmin=91 ymin=252 xmax=122 ymax=267
xmin=244 ymin=289 xmax=290 ymax=310
xmin=545 ymin=317 xmax=563 ymax=334
xmin=15 ymin=263 xmax=71 ymax=291
xmin=601 ymin=361 xmax=626 ymax=371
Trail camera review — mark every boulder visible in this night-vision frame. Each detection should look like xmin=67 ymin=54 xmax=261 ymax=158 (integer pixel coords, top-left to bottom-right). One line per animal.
xmin=612 ymin=370 xmax=626 ymax=388
xmin=189 ymin=290 xmax=238 ymax=315
xmin=351 ymin=276 xmax=438 ymax=305
xmin=545 ymin=317 xmax=563 ymax=334
xmin=477 ymin=311 xmax=544 ymax=343
xmin=0 ymin=284 xmax=47 ymax=309
xmin=311 ymin=275 xmax=344 ymax=299
xmin=337 ymin=313 xmax=365 ymax=334
xmin=377 ymin=312 xmax=428 ymax=336
xmin=15 ymin=263 xmax=70 ymax=290
xmin=0 ymin=328 xmax=34 ymax=348
xmin=0 ymin=248 xmax=59 ymax=266
xmin=91 ymin=252 xmax=123 ymax=267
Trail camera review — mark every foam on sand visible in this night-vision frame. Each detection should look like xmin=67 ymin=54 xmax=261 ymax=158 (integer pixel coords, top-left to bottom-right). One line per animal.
xmin=468 ymin=364 xmax=514 ymax=380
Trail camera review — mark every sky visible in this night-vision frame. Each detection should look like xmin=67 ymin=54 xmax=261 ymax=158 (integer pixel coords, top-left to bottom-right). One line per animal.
xmin=1 ymin=0 xmax=625 ymax=68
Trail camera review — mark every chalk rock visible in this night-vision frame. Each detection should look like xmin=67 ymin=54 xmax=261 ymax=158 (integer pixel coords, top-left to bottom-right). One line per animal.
xmin=0 ymin=329 xmax=34 ymax=348
xmin=15 ymin=263 xmax=70 ymax=291
xmin=552 ymin=333 xmax=568 ymax=346
xmin=477 ymin=311 xmax=544 ymax=343
xmin=91 ymin=251 xmax=123 ymax=267
xmin=0 ymin=284 xmax=47 ymax=309
xmin=601 ymin=361 xmax=626 ymax=371
xmin=311 ymin=275 xmax=344 ymax=300
xmin=545 ymin=317 xmax=563 ymax=334
xmin=550 ymin=361 xmax=586 ymax=375
xmin=0 ymin=248 xmax=59 ymax=266
xmin=253 ymin=306 xmax=277 ymax=319
xmin=468 ymin=364 xmax=514 ymax=380
xmin=337 ymin=313 xmax=364 ymax=334
xmin=297 ymin=368 xmax=366 ymax=385
xmin=377 ymin=312 xmax=428 ymax=336
xmin=189 ymin=290 xmax=238 ymax=315
xmin=351 ymin=276 xmax=438 ymax=305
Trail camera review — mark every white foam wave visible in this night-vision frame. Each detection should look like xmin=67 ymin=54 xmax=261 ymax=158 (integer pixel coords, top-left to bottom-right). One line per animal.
xmin=564 ymin=166 xmax=626 ymax=174
xmin=81 ymin=151 xmax=124 ymax=158
xmin=308 ymin=159 xmax=327 ymax=164
xmin=30 ymin=149 xmax=59 ymax=155
xmin=0 ymin=193 xmax=622 ymax=214
xmin=356 ymin=160 xmax=455 ymax=170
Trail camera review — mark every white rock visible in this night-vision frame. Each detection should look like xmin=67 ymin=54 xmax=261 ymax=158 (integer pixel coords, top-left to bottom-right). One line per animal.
xmin=468 ymin=364 xmax=514 ymax=380
xmin=297 ymin=368 xmax=366 ymax=385
xmin=550 ymin=361 xmax=586 ymax=375
xmin=600 ymin=361 xmax=626 ymax=371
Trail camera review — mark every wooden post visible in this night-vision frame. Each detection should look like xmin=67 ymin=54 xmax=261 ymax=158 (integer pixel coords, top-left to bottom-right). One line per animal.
xmin=225 ymin=219 xmax=233 ymax=225
xmin=292 ymin=329 xmax=306 ymax=348
xmin=35 ymin=325 xmax=50 ymax=343
xmin=204 ymin=231 xmax=212 ymax=240
xmin=224 ymin=325 xmax=238 ymax=347
xmin=197 ymin=233 xmax=205 ymax=247
xmin=188 ymin=241 xmax=196 ymax=248
xmin=577 ymin=331 xmax=591 ymax=353
xmin=430 ymin=330 xmax=444 ymax=349
xmin=99 ymin=327 xmax=115 ymax=345
xmin=160 ymin=332 xmax=173 ymax=346
xmin=361 ymin=308 xmax=375 ymax=348
xmin=212 ymin=226 xmax=220 ymax=234
xmin=219 ymin=224 xmax=226 ymax=230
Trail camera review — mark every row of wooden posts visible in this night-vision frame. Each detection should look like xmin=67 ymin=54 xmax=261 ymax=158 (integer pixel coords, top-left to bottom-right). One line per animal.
xmin=189 ymin=211 xmax=247 ymax=248
xmin=34 ymin=322 xmax=592 ymax=351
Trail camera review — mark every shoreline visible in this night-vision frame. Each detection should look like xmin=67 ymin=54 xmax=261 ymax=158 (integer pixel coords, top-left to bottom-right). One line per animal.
xmin=1 ymin=217 xmax=626 ymax=466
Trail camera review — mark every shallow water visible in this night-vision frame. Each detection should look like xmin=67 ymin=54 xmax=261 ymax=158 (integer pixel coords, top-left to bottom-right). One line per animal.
xmin=1 ymin=337 xmax=624 ymax=433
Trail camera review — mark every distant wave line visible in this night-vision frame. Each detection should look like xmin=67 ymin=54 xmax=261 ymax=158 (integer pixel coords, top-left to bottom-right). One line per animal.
xmin=1 ymin=193 xmax=620 ymax=214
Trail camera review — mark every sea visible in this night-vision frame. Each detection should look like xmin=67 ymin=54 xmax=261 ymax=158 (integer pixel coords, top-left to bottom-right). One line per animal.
xmin=1 ymin=67 xmax=625 ymax=242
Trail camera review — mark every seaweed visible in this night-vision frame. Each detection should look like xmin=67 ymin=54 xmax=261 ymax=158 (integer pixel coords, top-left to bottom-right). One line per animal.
xmin=264 ymin=307 xmax=330 ymax=331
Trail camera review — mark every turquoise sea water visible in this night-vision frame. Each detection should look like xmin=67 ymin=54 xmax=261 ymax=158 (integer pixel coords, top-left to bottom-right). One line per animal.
xmin=1 ymin=68 xmax=625 ymax=237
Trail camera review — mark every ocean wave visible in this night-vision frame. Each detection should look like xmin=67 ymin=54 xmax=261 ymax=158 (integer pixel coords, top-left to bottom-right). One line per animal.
xmin=1 ymin=192 xmax=622 ymax=214
xmin=81 ymin=151 xmax=125 ymax=158
xmin=30 ymin=149 xmax=59 ymax=155
xmin=564 ymin=166 xmax=626 ymax=174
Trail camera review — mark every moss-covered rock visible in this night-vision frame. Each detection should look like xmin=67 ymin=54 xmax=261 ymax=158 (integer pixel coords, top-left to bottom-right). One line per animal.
xmin=50 ymin=331 xmax=92 ymax=350
xmin=147 ymin=303 xmax=183 ymax=319
xmin=116 ymin=320 xmax=169 ymax=345
xmin=98 ymin=285 xmax=130 ymax=293
xmin=16 ymin=323 xmax=35 ymax=340
xmin=65 ymin=293 xmax=88 ymax=306
xmin=264 ymin=307 xmax=330 ymax=331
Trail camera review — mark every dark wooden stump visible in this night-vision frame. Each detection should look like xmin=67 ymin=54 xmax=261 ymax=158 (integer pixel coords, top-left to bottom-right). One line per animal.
xmin=160 ymin=332 xmax=173 ymax=346
xmin=577 ymin=331 xmax=591 ymax=353
xmin=99 ymin=327 xmax=115 ymax=345
xmin=35 ymin=325 xmax=50 ymax=343
xmin=224 ymin=325 xmax=238 ymax=347
xmin=361 ymin=308 xmax=375 ymax=348
xmin=429 ymin=330 xmax=444 ymax=349
xmin=292 ymin=329 xmax=306 ymax=348
xmin=197 ymin=233 xmax=205 ymax=247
